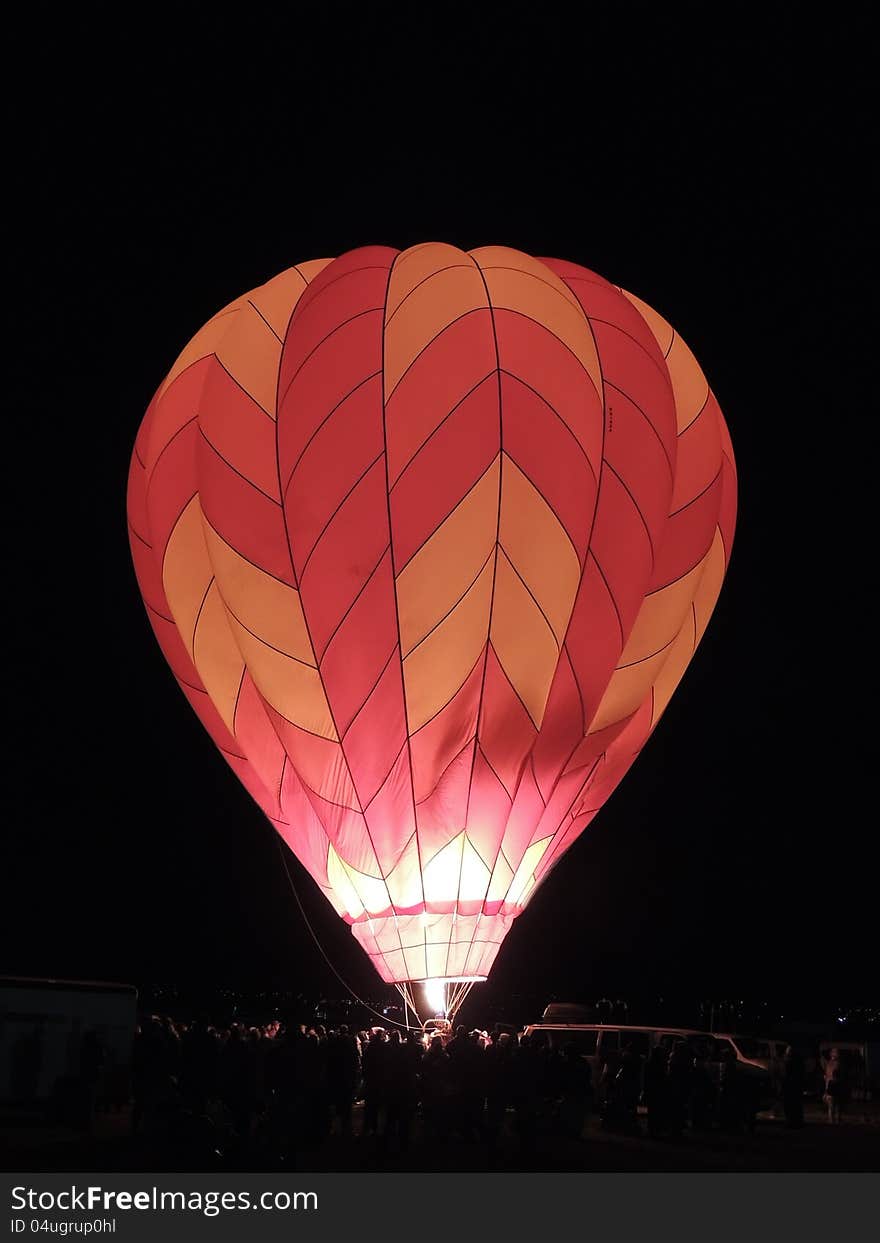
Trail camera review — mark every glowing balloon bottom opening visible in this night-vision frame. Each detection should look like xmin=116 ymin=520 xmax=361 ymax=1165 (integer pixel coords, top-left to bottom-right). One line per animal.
xmin=424 ymin=978 xmax=447 ymax=1016
xmin=393 ymin=976 xmax=485 ymax=1026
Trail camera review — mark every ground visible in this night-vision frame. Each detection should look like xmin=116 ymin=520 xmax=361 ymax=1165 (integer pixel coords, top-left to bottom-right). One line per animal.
xmin=2 ymin=1099 xmax=878 ymax=1173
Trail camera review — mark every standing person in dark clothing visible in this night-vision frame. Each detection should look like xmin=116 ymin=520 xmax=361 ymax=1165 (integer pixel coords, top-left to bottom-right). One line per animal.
xmin=558 ymin=1043 xmax=592 ymax=1139
xmin=77 ymin=1030 xmax=105 ymax=1133
xmin=266 ymin=1026 xmax=299 ymax=1154
xmin=220 ymin=1026 xmax=255 ymax=1141
xmin=131 ymin=1019 xmax=160 ymax=1135
xmin=667 ymin=1042 xmax=692 ymax=1138
xmin=181 ymin=1022 xmax=218 ymax=1115
xmin=383 ymin=1031 xmax=420 ymax=1150
xmin=362 ymin=1030 xmax=388 ymax=1138
xmin=689 ymin=1054 xmax=716 ymax=1131
xmin=11 ymin=1027 xmax=44 ymax=1102
xmin=483 ymin=1032 xmax=513 ymax=1153
xmin=782 ymin=1045 xmax=805 ymax=1128
xmin=447 ymin=1027 xmax=483 ymax=1139
xmin=512 ymin=1035 xmax=541 ymax=1156
xmin=645 ymin=1046 xmax=669 ymax=1138
xmin=325 ymin=1025 xmax=360 ymax=1136
xmin=421 ymin=1036 xmax=453 ymax=1140
xmin=383 ymin=1032 xmax=405 ymax=1148
xmin=615 ymin=1045 xmax=642 ymax=1135
xmin=401 ymin=1032 xmax=423 ymax=1147
xmin=718 ymin=1047 xmax=742 ymax=1132
xmin=741 ymin=1067 xmax=761 ymax=1136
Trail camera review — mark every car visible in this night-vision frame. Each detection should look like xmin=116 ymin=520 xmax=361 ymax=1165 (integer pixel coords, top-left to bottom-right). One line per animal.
xmin=715 ymin=1033 xmax=788 ymax=1080
xmin=520 ymin=1022 xmax=772 ymax=1104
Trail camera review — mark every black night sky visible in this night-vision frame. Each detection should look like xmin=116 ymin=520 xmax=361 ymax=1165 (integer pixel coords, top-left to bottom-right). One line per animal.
xmin=7 ymin=15 xmax=873 ymax=1010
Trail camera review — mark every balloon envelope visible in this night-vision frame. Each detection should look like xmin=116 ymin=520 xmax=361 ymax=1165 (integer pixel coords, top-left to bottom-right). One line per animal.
xmin=128 ymin=244 xmax=736 ymax=986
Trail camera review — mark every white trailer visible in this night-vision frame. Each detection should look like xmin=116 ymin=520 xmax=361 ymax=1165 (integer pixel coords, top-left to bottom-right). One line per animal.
xmin=0 ymin=976 xmax=137 ymax=1104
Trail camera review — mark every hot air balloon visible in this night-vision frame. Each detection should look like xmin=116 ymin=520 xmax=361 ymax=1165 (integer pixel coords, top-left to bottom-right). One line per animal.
xmin=127 ymin=245 xmax=736 ymax=1022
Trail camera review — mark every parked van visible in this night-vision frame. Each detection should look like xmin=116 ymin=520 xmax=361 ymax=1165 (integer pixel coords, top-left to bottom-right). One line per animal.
xmin=717 ymin=1034 xmax=788 ymax=1079
xmin=520 ymin=1023 xmax=771 ymax=1103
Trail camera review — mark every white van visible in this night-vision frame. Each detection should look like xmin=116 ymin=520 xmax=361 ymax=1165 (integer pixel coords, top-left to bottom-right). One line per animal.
xmin=520 ymin=1023 xmax=771 ymax=1102
xmin=716 ymin=1033 xmax=788 ymax=1078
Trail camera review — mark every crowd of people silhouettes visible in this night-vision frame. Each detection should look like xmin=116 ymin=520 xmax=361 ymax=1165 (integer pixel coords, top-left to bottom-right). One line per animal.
xmin=120 ymin=1016 xmax=828 ymax=1165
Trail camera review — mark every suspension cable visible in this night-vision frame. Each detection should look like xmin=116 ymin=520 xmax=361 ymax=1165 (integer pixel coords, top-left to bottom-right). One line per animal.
xmin=272 ymin=833 xmax=412 ymax=1031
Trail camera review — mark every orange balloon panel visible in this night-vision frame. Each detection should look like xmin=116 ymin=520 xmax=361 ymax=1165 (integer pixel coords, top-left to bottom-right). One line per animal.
xmin=127 ymin=245 xmax=737 ymax=985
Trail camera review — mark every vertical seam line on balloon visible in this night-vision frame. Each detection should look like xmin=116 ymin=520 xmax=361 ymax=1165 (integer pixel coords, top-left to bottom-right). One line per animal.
xmin=481 ymin=266 xmax=608 ymax=913
xmin=530 ymin=753 xmax=548 ymax=808
xmin=560 ymin=641 xmax=587 ymax=739
xmin=272 ymin=272 xmax=318 ymax=594
xmin=376 ymin=249 xmax=421 ymax=980
xmin=145 ymin=302 xmax=247 ymax=764
xmin=563 ymin=500 xmax=720 ymax=871
xmin=455 ymin=251 xmax=504 ymax=977
xmin=229 ymin=666 xmax=247 ymax=742
xmin=586 ymin=554 xmax=621 ymax=646
xmin=270 ymin=267 xmax=378 ymax=903
xmin=275 ymin=754 xmax=288 ymax=821
xmin=190 ymin=577 xmax=216 ymax=659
